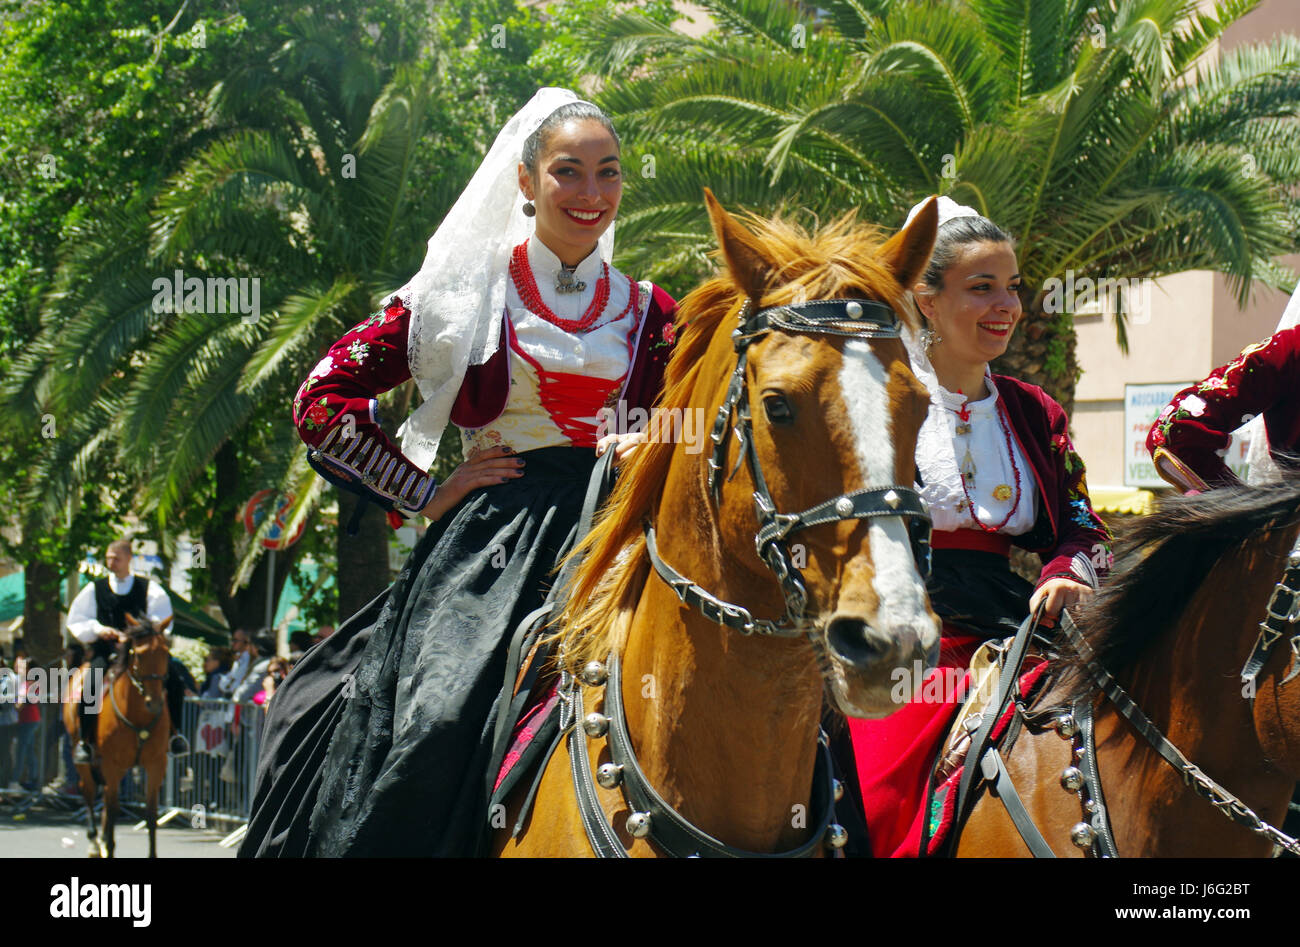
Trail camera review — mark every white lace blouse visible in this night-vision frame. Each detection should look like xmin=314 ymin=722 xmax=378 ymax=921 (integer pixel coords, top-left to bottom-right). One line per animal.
xmin=913 ymin=365 xmax=1038 ymax=535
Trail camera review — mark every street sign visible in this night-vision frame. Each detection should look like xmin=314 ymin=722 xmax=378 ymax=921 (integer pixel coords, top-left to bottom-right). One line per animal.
xmin=241 ymin=491 xmax=305 ymax=551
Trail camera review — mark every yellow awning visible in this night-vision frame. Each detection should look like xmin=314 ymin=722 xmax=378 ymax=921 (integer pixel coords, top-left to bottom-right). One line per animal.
xmin=1090 ymin=486 xmax=1157 ymax=516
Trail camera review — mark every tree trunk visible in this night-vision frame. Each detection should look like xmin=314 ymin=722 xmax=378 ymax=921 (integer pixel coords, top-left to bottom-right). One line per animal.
xmin=206 ymin=440 xmax=299 ymax=635
xmin=335 ymin=489 xmax=392 ymax=623
xmin=21 ymin=559 xmax=63 ymax=666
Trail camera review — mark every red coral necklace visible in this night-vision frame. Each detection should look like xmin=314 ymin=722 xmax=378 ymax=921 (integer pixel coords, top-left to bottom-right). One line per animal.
xmin=510 ymin=241 xmax=614 ymax=332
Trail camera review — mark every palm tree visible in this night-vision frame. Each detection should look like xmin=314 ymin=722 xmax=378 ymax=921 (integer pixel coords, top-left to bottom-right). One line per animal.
xmin=4 ymin=13 xmax=474 ymax=624
xmin=568 ymin=0 xmax=1300 ymax=408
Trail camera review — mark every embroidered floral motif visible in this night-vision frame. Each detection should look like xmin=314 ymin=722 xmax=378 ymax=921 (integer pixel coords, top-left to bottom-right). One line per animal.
xmin=346 ymin=340 xmax=370 ymax=365
xmin=303 ymin=397 xmax=332 ymax=431
xmin=382 ymin=296 xmax=409 ymax=324
xmin=308 ymin=355 xmax=334 ymax=380
xmin=653 ymin=320 xmax=684 ymax=350
xmin=1069 ymin=496 xmax=1096 ymax=529
xmin=1179 ymin=393 xmax=1207 ymax=417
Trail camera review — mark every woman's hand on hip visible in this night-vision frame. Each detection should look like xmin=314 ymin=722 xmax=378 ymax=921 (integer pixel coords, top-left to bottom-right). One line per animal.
xmin=1029 ymin=577 xmax=1094 ymax=624
xmin=419 ymin=444 xmax=523 ymax=521
xmin=595 ymin=431 xmax=647 ymax=466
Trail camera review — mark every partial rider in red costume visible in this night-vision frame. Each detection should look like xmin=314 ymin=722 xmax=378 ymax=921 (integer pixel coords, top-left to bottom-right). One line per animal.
xmin=849 ymin=197 xmax=1113 ymax=858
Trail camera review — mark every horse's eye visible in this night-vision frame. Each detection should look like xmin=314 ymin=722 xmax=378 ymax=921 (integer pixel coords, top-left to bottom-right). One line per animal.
xmin=763 ymin=394 xmax=794 ymax=425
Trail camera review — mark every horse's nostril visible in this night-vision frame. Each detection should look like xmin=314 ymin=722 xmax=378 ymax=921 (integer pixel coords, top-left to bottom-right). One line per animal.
xmin=826 ymin=617 xmax=889 ymax=666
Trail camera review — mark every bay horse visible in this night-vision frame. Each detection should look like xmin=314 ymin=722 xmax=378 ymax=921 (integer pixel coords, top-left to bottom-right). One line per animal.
xmin=495 ymin=191 xmax=943 ymax=857
xmin=953 ymin=480 xmax=1300 ymax=857
xmin=62 ymin=613 xmax=172 ymax=858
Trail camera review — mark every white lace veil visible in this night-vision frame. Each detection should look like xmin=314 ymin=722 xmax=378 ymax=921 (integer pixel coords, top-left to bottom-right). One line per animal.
xmin=1244 ymin=280 xmax=1300 ymax=483
xmin=397 ymin=87 xmax=616 ymax=469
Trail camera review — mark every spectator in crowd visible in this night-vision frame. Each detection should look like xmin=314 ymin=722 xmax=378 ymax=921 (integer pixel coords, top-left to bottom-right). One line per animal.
xmin=259 ymin=656 xmax=293 ymax=710
xmin=221 ymin=630 xmax=273 ymax=703
xmin=10 ymin=649 xmax=41 ymax=791
xmin=0 ymin=650 xmax=16 ymax=789
xmin=312 ymin=625 xmax=334 ymax=644
xmin=238 ymin=634 xmax=276 ymax=703
xmin=200 ymin=647 xmax=233 ymax=699
xmin=217 ymin=628 xmax=255 ymax=699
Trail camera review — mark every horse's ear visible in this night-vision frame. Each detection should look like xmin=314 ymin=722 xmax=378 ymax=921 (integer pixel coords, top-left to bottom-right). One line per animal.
xmin=124 ymin=613 xmax=139 ymax=628
xmin=159 ymin=615 xmax=173 ymax=633
xmin=880 ymin=196 xmax=938 ymax=290
xmin=703 ymin=188 xmax=776 ymax=301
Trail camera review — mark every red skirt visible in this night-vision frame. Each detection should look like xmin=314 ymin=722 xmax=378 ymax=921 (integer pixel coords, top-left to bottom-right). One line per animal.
xmin=848 ymin=628 xmax=982 ymax=858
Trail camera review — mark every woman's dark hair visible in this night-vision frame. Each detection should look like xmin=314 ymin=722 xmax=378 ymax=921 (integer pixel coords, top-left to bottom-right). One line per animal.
xmin=521 ymin=101 xmax=621 ymax=176
xmin=919 ymin=215 xmax=1015 ymax=293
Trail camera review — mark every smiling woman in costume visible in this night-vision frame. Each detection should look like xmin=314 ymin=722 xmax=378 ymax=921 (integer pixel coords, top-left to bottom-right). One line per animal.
xmin=848 ymin=197 xmax=1113 ymax=858
xmin=241 ymin=89 xmax=676 ymax=857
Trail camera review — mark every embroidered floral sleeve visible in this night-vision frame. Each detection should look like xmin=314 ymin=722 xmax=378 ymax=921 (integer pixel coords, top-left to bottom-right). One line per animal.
xmin=1039 ymin=412 xmax=1113 ymax=589
xmin=1146 ymin=326 xmax=1300 ymax=489
xmin=293 ymin=296 xmax=435 ymax=515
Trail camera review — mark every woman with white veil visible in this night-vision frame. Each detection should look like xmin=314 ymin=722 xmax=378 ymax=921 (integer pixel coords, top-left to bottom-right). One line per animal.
xmin=1148 ymin=281 xmax=1300 ymax=492
xmin=241 ymin=89 xmax=677 ymax=857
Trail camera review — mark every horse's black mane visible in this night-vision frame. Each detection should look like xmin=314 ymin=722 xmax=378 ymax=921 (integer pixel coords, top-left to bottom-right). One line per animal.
xmin=1061 ymin=477 xmax=1300 ymax=702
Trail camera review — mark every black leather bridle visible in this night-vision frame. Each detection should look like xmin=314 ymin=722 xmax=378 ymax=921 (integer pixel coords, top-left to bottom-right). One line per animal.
xmin=951 ymin=535 xmax=1300 ymax=858
xmin=561 ymin=293 xmax=936 ymax=858
xmin=1240 ymin=540 xmax=1300 ymax=692
xmin=108 ymin=626 xmax=167 ymax=768
xmin=645 ymin=295 xmax=933 ymax=639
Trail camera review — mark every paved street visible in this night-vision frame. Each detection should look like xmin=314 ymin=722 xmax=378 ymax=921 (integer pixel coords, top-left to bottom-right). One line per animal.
xmin=0 ymin=791 xmax=237 ymax=858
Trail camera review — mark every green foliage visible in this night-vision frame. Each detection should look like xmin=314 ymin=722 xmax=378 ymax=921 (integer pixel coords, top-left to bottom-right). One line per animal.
xmin=0 ymin=0 xmax=577 ymax=620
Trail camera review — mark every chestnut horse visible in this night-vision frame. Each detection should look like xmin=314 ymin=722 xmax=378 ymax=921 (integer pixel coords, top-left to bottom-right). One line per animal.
xmin=953 ymin=480 xmax=1300 ymax=857
xmin=62 ymin=614 xmax=172 ymax=858
xmin=495 ymin=191 xmax=942 ymax=857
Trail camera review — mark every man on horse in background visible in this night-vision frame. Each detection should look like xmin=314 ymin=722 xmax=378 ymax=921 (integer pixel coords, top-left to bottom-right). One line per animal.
xmin=66 ymin=539 xmax=188 ymax=764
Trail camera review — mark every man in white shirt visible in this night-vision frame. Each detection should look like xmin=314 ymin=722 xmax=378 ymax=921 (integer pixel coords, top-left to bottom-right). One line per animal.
xmin=67 ymin=539 xmax=186 ymax=762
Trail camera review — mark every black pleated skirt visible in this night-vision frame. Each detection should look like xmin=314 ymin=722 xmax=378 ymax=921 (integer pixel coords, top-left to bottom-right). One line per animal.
xmin=240 ymin=446 xmax=597 ymax=857
xmin=926 ymin=549 xmax=1034 ymax=640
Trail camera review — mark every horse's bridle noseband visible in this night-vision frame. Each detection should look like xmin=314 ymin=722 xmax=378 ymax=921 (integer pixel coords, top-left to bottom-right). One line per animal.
xmin=564 ymin=295 xmax=935 ymax=859
xmin=108 ymin=627 xmax=167 ymax=767
xmin=645 ymin=295 xmax=932 ymax=639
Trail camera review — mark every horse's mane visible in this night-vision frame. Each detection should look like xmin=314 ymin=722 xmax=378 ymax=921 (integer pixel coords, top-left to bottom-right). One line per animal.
xmin=551 ymin=210 xmax=916 ymax=669
xmin=1061 ymin=477 xmax=1300 ymax=701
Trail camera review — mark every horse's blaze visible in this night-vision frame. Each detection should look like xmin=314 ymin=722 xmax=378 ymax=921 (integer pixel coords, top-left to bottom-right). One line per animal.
xmin=825 ymin=338 xmax=939 ymax=712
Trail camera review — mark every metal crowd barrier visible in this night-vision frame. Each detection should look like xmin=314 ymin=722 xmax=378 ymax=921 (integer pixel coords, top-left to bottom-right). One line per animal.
xmin=162 ymin=697 xmax=264 ymax=847
xmin=0 ymin=695 xmax=264 ymax=849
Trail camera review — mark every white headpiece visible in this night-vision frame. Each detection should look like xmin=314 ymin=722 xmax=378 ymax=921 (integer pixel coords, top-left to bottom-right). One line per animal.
xmin=1244 ymin=280 xmax=1300 ymax=483
xmin=904 ymin=195 xmax=981 ymax=231
xmin=397 ymin=87 xmax=616 ymax=469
